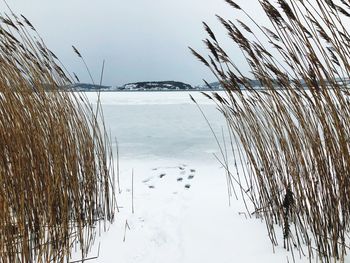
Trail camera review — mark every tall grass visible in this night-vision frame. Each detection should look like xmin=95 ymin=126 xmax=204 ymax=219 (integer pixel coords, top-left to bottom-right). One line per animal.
xmin=193 ymin=0 xmax=350 ymax=262
xmin=0 ymin=10 xmax=115 ymax=263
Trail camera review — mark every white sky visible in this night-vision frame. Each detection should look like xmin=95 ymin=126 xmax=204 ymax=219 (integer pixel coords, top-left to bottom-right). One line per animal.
xmin=4 ymin=0 xmax=267 ymax=86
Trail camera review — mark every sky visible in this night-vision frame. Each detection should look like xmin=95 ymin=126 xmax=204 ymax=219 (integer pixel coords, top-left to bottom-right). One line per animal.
xmin=3 ymin=0 xmax=267 ymax=87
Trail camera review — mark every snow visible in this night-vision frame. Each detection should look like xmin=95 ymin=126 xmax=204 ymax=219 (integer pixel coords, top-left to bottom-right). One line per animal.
xmin=74 ymin=91 xmax=312 ymax=263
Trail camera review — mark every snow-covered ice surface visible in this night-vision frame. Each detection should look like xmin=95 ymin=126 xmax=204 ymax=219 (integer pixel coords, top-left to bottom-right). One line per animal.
xmin=73 ymin=91 xmax=312 ymax=263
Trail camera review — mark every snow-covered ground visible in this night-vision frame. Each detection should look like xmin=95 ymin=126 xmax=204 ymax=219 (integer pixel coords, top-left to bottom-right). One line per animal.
xmin=73 ymin=91 xmax=311 ymax=263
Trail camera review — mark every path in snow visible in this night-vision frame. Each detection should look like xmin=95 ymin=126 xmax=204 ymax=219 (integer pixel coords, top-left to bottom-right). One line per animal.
xmin=74 ymin=159 xmax=311 ymax=263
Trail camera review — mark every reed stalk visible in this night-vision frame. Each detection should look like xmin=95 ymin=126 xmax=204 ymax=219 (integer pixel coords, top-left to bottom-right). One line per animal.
xmin=0 ymin=11 xmax=115 ymax=263
xmin=193 ymin=0 xmax=350 ymax=262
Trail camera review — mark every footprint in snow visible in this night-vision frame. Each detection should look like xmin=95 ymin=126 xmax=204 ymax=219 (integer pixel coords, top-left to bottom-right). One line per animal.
xmin=148 ymin=185 xmax=155 ymax=189
xmin=177 ymin=177 xmax=183 ymax=182
xmin=142 ymin=177 xmax=152 ymax=183
xmin=190 ymin=169 xmax=196 ymax=173
xmin=159 ymin=173 xmax=166 ymax=178
xmin=188 ymin=175 xmax=194 ymax=180
xmin=185 ymin=184 xmax=191 ymax=189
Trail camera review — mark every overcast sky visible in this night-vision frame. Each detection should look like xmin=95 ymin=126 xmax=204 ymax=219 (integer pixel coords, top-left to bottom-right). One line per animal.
xmin=4 ymin=1 xmax=266 ymax=86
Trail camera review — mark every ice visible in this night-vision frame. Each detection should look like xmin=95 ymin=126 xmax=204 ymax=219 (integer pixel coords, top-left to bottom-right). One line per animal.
xmin=85 ymin=91 xmax=227 ymax=162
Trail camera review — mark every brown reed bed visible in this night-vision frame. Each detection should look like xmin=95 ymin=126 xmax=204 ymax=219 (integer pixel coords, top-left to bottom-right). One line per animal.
xmin=192 ymin=0 xmax=350 ymax=262
xmin=0 ymin=10 xmax=115 ymax=263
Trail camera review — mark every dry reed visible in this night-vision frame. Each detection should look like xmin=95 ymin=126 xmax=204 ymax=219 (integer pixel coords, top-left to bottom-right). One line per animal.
xmin=0 ymin=9 xmax=115 ymax=263
xmin=193 ymin=0 xmax=350 ymax=262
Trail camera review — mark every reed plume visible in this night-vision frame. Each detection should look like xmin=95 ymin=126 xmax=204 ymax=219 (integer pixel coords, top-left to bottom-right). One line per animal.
xmin=0 ymin=10 xmax=115 ymax=263
xmin=194 ymin=0 xmax=350 ymax=262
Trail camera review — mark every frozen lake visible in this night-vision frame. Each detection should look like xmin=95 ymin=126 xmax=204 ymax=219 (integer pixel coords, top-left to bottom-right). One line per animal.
xmin=85 ymin=91 xmax=227 ymax=163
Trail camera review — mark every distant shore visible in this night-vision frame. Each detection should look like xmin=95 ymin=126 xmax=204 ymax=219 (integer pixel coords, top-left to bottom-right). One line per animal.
xmin=76 ymin=89 xmax=221 ymax=92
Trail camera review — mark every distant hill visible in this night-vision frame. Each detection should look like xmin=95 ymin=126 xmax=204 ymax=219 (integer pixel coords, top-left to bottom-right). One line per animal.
xmin=68 ymin=83 xmax=112 ymax=91
xmin=119 ymin=81 xmax=194 ymax=91
xmin=196 ymin=80 xmax=263 ymax=90
xmin=199 ymin=78 xmax=350 ymax=90
xmin=195 ymin=81 xmax=223 ymax=90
